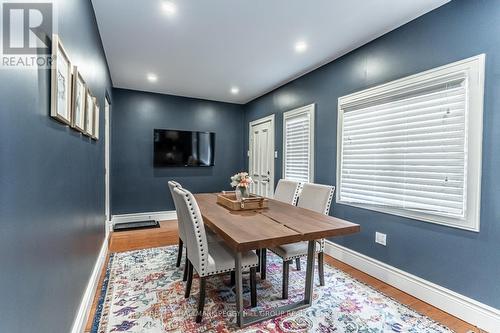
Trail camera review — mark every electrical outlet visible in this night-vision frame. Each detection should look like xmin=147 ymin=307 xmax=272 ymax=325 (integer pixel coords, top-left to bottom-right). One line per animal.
xmin=375 ymin=232 xmax=387 ymax=246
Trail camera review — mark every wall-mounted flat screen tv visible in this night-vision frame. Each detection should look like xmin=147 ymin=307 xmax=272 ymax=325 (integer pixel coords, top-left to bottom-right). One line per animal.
xmin=154 ymin=129 xmax=215 ymax=167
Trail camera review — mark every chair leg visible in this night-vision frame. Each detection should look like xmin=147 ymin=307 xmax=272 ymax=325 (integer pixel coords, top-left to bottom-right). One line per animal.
xmin=295 ymin=258 xmax=301 ymax=271
xmin=184 ymin=261 xmax=193 ymax=298
xmin=261 ymin=248 xmax=267 ymax=280
xmin=282 ymin=260 xmax=290 ymax=299
xmin=230 ymin=271 xmax=236 ymax=285
xmin=250 ymin=267 xmax=257 ymax=308
xmin=195 ymin=277 xmax=206 ymax=323
xmin=182 ymin=251 xmax=188 ymax=282
xmin=318 ymin=252 xmax=325 ymax=286
xmin=256 ymin=249 xmax=261 ymax=273
xmin=176 ymin=238 xmax=183 ymax=267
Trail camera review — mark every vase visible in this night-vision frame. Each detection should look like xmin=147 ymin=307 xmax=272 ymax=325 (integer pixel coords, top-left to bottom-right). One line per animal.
xmin=236 ymin=187 xmax=250 ymax=201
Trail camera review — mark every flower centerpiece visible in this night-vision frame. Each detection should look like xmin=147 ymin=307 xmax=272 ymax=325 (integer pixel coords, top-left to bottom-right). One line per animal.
xmin=230 ymin=172 xmax=253 ymax=201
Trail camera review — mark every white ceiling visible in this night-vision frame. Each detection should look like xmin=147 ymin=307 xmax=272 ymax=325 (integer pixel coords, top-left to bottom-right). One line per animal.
xmin=92 ymin=0 xmax=449 ymax=104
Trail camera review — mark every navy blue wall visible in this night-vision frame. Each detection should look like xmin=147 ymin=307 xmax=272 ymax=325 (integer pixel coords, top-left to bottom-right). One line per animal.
xmin=244 ymin=0 xmax=500 ymax=308
xmin=0 ymin=1 xmax=112 ymax=332
xmin=111 ymin=88 xmax=245 ymax=214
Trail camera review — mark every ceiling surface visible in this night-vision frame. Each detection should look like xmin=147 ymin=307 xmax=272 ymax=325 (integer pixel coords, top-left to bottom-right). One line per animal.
xmin=92 ymin=0 xmax=449 ymax=104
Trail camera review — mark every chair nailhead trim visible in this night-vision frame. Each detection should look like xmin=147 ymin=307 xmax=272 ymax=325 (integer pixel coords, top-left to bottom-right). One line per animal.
xmin=199 ymin=262 xmax=259 ymax=277
xmin=325 ymin=186 xmax=335 ymax=215
xmin=292 ymin=182 xmax=303 ymax=206
xmin=181 ymin=190 xmax=261 ymax=277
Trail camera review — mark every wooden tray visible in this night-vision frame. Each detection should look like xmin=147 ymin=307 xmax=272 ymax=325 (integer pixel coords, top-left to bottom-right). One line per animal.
xmin=217 ymin=192 xmax=269 ymax=211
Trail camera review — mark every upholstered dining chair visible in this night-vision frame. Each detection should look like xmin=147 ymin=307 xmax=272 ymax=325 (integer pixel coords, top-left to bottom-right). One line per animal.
xmin=270 ymin=183 xmax=335 ymax=299
xmin=274 ymin=179 xmax=302 ymax=205
xmin=259 ymin=179 xmax=302 ymax=280
xmin=172 ymin=187 xmax=259 ymax=323
xmin=168 ymin=181 xmax=186 ymax=269
xmin=168 ymin=181 xmax=219 ymax=283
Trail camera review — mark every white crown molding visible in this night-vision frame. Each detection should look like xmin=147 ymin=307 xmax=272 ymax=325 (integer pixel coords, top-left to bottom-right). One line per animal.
xmin=70 ymin=232 xmax=109 ymax=333
xmin=324 ymin=240 xmax=500 ymax=332
xmin=111 ymin=210 xmax=177 ymax=225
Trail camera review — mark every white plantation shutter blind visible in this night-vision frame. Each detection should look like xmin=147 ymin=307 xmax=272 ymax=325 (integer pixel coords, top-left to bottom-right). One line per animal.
xmin=340 ymin=78 xmax=467 ymax=216
xmin=337 ymin=55 xmax=485 ymax=231
xmin=283 ymin=105 xmax=314 ymax=182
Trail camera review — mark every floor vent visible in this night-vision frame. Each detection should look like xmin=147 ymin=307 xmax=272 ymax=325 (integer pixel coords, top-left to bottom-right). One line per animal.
xmin=113 ymin=220 xmax=160 ymax=232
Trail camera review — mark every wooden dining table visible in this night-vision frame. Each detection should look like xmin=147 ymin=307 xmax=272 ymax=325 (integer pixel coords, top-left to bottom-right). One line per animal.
xmin=194 ymin=193 xmax=361 ymax=328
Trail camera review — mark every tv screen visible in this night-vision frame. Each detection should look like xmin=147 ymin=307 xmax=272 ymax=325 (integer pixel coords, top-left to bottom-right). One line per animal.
xmin=154 ymin=129 xmax=215 ymax=167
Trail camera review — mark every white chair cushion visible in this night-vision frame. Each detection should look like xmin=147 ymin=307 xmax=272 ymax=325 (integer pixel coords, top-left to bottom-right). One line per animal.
xmin=297 ymin=183 xmax=335 ymax=215
xmin=205 ymin=241 xmax=259 ymax=276
xmin=274 ymin=179 xmax=301 ymax=205
xmin=271 ymin=241 xmax=321 ymax=261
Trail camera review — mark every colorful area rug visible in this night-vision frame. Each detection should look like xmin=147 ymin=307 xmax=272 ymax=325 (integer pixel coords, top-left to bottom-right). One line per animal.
xmin=92 ymin=246 xmax=454 ymax=333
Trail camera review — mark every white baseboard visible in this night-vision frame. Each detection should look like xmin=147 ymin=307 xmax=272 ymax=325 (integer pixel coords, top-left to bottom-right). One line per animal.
xmin=105 ymin=220 xmax=113 ymax=238
xmin=111 ymin=210 xmax=177 ymax=225
xmin=324 ymin=240 xmax=499 ymax=332
xmin=70 ymin=233 xmax=109 ymax=333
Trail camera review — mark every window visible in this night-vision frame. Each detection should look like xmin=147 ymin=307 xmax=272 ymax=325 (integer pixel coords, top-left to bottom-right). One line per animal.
xmin=337 ymin=55 xmax=485 ymax=231
xmin=283 ymin=104 xmax=315 ymax=183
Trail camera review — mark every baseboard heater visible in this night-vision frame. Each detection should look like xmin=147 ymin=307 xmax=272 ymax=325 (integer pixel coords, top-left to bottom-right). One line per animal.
xmin=113 ymin=220 xmax=160 ymax=232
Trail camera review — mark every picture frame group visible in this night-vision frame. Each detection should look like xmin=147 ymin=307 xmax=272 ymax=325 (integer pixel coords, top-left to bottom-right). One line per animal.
xmin=50 ymin=34 xmax=100 ymax=140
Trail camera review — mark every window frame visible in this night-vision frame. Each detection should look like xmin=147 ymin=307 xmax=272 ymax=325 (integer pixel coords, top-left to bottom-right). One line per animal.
xmin=282 ymin=103 xmax=315 ymax=183
xmin=336 ymin=54 xmax=485 ymax=232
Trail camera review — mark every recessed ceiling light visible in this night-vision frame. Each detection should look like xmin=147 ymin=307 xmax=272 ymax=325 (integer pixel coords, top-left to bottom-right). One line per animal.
xmin=161 ymin=1 xmax=177 ymax=16
xmin=294 ymin=41 xmax=308 ymax=53
xmin=230 ymin=87 xmax=239 ymax=95
xmin=147 ymin=73 xmax=158 ymax=82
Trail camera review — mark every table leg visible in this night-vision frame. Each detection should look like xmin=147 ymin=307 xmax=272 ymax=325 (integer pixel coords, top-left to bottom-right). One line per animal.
xmin=260 ymin=248 xmax=267 ymax=280
xmin=234 ymin=251 xmax=244 ymax=327
xmin=304 ymin=240 xmax=316 ymax=305
xmin=234 ymin=241 xmax=316 ymax=328
xmin=256 ymin=249 xmax=261 ymax=273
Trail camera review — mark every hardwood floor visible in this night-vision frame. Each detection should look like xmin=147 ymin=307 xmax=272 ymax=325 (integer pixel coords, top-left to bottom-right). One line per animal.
xmin=85 ymin=220 xmax=481 ymax=333
xmin=108 ymin=220 xmax=179 ymax=253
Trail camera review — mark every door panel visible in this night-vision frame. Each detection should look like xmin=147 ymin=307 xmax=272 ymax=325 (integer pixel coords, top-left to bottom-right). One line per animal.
xmin=249 ymin=116 xmax=274 ymax=197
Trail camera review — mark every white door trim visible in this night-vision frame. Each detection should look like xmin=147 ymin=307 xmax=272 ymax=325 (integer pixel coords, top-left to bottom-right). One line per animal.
xmin=249 ymin=114 xmax=275 ymax=197
xmin=104 ymin=95 xmax=111 ymax=235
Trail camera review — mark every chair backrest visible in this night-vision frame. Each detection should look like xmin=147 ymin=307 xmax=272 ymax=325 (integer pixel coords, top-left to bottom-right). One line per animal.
xmin=274 ymin=179 xmax=302 ymax=205
xmin=297 ymin=183 xmax=335 ymax=215
xmin=172 ymin=187 xmax=209 ymax=275
xmin=168 ymin=180 xmax=182 ymax=190
xmin=168 ymin=181 xmax=186 ymax=241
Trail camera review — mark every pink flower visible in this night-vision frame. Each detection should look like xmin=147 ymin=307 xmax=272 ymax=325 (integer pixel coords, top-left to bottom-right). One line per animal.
xmin=231 ymin=172 xmax=253 ymax=188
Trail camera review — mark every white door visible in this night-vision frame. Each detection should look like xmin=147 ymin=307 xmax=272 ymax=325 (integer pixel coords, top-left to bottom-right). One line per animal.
xmin=249 ymin=115 xmax=275 ymax=197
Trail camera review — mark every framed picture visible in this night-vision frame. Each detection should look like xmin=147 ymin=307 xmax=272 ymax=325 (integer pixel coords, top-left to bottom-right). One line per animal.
xmin=92 ymin=98 xmax=99 ymax=140
xmin=84 ymin=89 xmax=94 ymax=137
xmin=71 ymin=67 xmax=86 ymax=132
xmin=50 ymin=34 xmax=72 ymax=125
